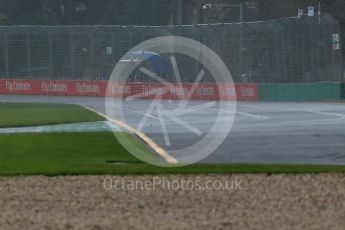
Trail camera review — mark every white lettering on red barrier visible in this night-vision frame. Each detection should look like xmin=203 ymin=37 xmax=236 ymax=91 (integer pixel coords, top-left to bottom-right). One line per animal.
xmin=5 ymin=80 xmax=32 ymax=92
xmin=196 ymin=86 xmax=214 ymax=96
xmin=76 ymin=82 xmax=100 ymax=94
xmin=143 ymin=85 xmax=166 ymax=96
xmin=42 ymin=82 xmax=67 ymax=93
xmin=108 ymin=82 xmax=130 ymax=95
xmin=240 ymin=86 xmax=254 ymax=97
xmin=170 ymin=86 xmax=188 ymax=97
xmin=0 ymin=79 xmax=258 ymax=101
xmin=220 ymin=87 xmax=236 ymax=98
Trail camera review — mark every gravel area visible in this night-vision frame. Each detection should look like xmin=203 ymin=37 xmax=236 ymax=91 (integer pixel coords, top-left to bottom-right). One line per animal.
xmin=1 ymin=174 xmax=345 ymax=229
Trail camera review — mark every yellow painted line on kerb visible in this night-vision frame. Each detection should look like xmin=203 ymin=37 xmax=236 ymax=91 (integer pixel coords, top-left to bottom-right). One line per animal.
xmin=84 ymin=106 xmax=178 ymax=164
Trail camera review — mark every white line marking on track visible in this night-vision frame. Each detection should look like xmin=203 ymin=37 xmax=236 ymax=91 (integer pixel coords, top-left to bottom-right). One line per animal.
xmin=170 ymin=101 xmax=216 ymax=116
xmin=307 ymin=110 xmax=345 ymax=119
xmin=236 ymin=112 xmax=271 ymax=120
xmin=125 ymin=108 xmax=160 ymax=120
xmin=238 ymin=104 xmax=265 ymax=109
xmin=111 ymin=105 xmax=160 ymax=120
xmin=220 ymin=110 xmax=271 ymax=120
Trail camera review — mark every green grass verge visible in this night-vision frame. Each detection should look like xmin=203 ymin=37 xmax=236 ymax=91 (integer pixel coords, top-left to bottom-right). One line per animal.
xmin=1 ymin=131 xmax=345 ymax=176
xmin=0 ymin=102 xmax=104 ymax=128
xmin=0 ymin=131 xmax=155 ymax=175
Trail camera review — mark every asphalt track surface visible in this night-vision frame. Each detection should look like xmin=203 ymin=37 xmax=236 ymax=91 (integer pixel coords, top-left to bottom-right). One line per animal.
xmin=1 ymin=94 xmax=345 ymax=165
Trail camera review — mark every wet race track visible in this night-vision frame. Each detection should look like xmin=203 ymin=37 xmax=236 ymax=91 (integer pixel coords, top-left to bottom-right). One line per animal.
xmin=1 ymin=94 xmax=345 ymax=165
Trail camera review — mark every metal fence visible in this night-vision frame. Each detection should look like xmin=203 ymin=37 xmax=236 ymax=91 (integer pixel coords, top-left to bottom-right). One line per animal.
xmin=0 ymin=13 xmax=343 ymax=83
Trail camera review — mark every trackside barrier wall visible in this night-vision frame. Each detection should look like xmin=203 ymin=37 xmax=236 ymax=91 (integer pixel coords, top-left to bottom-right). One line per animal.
xmin=258 ymin=82 xmax=343 ymax=101
xmin=2 ymin=79 xmax=343 ymax=101
xmin=0 ymin=79 xmax=258 ymax=100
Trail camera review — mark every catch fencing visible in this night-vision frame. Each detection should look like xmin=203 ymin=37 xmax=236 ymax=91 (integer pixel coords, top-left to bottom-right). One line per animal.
xmin=0 ymin=13 xmax=343 ymax=83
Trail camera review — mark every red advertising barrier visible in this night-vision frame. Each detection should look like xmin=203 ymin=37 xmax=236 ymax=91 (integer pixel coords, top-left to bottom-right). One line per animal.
xmin=0 ymin=79 xmax=258 ymax=101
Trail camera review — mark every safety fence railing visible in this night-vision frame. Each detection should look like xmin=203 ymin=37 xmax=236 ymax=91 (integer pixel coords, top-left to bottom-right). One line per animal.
xmin=0 ymin=13 xmax=343 ymax=83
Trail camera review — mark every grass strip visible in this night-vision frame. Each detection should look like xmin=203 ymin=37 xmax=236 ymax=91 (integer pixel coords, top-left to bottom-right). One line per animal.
xmin=1 ymin=132 xmax=345 ymax=176
xmin=0 ymin=102 xmax=104 ymax=128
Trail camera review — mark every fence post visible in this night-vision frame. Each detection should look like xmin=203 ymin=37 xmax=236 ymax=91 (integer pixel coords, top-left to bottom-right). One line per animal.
xmin=69 ymin=27 xmax=75 ymax=78
xmin=239 ymin=3 xmax=243 ymax=81
xmin=44 ymin=27 xmax=54 ymax=78
xmin=89 ymin=27 xmax=95 ymax=79
xmin=24 ymin=26 xmax=32 ymax=77
xmin=1 ymin=30 xmax=9 ymax=77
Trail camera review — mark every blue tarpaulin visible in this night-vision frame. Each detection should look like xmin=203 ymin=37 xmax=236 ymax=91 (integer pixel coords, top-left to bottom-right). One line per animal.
xmin=131 ymin=51 xmax=170 ymax=77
